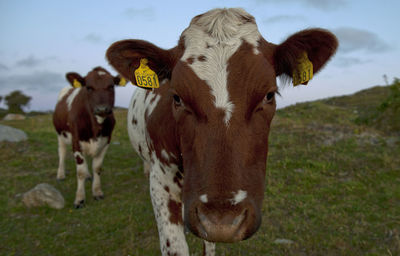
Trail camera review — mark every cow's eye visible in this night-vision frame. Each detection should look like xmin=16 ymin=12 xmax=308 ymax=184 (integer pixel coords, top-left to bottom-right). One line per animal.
xmin=86 ymin=86 xmax=94 ymax=92
xmin=265 ymin=92 xmax=275 ymax=103
xmin=108 ymin=85 xmax=114 ymax=91
xmin=173 ymin=94 xmax=182 ymax=106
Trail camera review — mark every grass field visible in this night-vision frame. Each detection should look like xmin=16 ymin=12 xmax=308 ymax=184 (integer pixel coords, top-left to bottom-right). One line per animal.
xmin=0 ymin=86 xmax=399 ymax=255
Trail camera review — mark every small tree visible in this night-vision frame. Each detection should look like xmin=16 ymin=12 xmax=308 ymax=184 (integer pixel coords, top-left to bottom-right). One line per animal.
xmin=4 ymin=90 xmax=32 ymax=114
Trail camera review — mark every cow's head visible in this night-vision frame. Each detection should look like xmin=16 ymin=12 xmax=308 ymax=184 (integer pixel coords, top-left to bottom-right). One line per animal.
xmin=66 ymin=67 xmax=125 ymax=121
xmin=107 ymin=8 xmax=337 ymax=242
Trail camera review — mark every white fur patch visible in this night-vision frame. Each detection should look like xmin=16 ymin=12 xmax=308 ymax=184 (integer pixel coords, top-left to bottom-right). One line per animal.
xmin=230 ymin=190 xmax=247 ymax=205
xmin=79 ymin=136 xmax=109 ymax=157
xmin=181 ymin=8 xmax=261 ymax=125
xmin=59 ymin=132 xmax=72 ymax=145
xmin=199 ymin=194 xmax=208 ymax=203
xmin=97 ymin=71 xmax=107 ymax=76
xmin=95 ymin=115 xmax=105 ymax=124
xmin=161 ymin=149 xmax=170 ymax=161
xmin=67 ymin=88 xmax=81 ymax=111
xmin=57 ymin=87 xmax=73 ymax=102
xmin=127 ymin=89 xmax=161 ymax=162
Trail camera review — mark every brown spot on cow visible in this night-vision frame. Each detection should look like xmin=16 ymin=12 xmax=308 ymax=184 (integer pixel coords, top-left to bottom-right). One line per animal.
xmin=160 ymin=166 xmax=166 ymax=174
xmin=75 ymin=154 xmax=84 ymax=165
xmin=168 ymin=199 xmax=182 ymax=224
xmin=132 ymin=116 xmax=138 ymax=125
xmin=164 ymin=186 xmax=170 ymax=193
xmin=173 ymin=176 xmax=182 ymax=188
xmin=175 ymin=171 xmax=183 ymax=180
xmin=186 ymin=57 xmax=195 ymax=64
xmin=198 ymin=55 xmax=206 ymax=62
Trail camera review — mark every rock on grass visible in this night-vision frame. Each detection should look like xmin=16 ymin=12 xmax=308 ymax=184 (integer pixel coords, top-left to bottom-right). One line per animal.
xmin=0 ymin=124 xmax=27 ymax=142
xmin=22 ymin=183 xmax=65 ymax=209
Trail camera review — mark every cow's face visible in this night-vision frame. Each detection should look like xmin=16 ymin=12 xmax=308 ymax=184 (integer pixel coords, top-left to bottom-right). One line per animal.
xmin=170 ymin=42 xmax=277 ymax=242
xmin=66 ymin=67 xmax=123 ymax=121
xmin=107 ymin=8 xmax=337 ymax=242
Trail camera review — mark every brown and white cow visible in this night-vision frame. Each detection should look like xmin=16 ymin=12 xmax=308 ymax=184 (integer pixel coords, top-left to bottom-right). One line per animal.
xmin=106 ymin=8 xmax=337 ymax=255
xmin=53 ymin=67 xmax=124 ymax=208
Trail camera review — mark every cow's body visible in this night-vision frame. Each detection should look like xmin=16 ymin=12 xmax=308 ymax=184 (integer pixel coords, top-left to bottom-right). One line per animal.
xmin=53 ymin=67 xmax=122 ymax=208
xmin=107 ymin=8 xmax=337 ymax=255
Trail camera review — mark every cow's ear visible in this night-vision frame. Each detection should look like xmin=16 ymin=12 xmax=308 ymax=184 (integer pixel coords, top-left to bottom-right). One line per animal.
xmin=66 ymin=72 xmax=85 ymax=88
xmin=106 ymin=40 xmax=179 ymax=85
xmin=273 ymin=28 xmax=338 ymax=82
xmin=113 ymin=74 xmax=128 ymax=87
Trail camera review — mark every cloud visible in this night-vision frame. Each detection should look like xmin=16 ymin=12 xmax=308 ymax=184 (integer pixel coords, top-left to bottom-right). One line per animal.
xmin=15 ymin=55 xmax=57 ymax=68
xmin=333 ymin=57 xmax=371 ymax=67
xmin=255 ymin=0 xmax=347 ymax=11
xmin=264 ymin=15 xmax=307 ymax=24
xmin=0 ymin=63 xmax=8 ymax=71
xmin=333 ymin=27 xmax=391 ymax=53
xmin=83 ymin=33 xmax=103 ymax=44
xmin=123 ymin=7 xmax=155 ymax=19
xmin=0 ymin=71 xmax=65 ymax=92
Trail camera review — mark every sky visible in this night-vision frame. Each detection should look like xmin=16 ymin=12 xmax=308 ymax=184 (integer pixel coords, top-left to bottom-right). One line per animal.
xmin=0 ymin=0 xmax=399 ymax=111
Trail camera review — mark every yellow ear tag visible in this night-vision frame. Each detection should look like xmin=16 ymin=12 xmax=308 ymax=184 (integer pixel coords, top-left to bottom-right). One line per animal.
xmin=73 ymin=79 xmax=82 ymax=88
xmin=134 ymin=58 xmax=160 ymax=89
xmin=119 ymin=77 xmax=127 ymax=86
xmin=292 ymin=52 xmax=313 ymax=86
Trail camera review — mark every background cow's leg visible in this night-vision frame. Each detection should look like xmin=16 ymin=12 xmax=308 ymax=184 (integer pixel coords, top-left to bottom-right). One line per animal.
xmin=92 ymin=144 xmax=109 ymax=200
xmin=56 ymin=135 xmax=67 ymax=180
xmin=73 ymin=148 xmax=90 ymax=208
xmin=149 ymin=159 xmax=189 ymax=256
xmin=203 ymin=241 xmax=216 ymax=256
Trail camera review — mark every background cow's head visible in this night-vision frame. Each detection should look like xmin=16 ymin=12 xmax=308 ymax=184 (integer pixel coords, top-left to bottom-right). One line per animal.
xmin=107 ymin=8 xmax=337 ymax=242
xmin=66 ymin=67 xmax=125 ymax=121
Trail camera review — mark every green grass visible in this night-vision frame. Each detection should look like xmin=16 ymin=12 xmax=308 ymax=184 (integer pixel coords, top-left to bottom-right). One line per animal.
xmin=1 ymin=86 xmax=399 ymax=255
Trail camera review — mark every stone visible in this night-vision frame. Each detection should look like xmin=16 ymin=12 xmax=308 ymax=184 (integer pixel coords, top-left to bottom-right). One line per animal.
xmin=0 ymin=124 xmax=28 ymax=142
xmin=22 ymin=183 xmax=65 ymax=209
xmin=3 ymin=113 xmax=26 ymax=121
xmin=294 ymin=168 xmax=304 ymax=173
xmin=273 ymin=238 xmax=294 ymax=245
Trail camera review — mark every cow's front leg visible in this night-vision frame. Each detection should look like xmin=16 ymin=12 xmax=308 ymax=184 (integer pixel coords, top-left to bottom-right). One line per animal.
xmin=92 ymin=144 xmax=109 ymax=200
xmin=203 ymin=241 xmax=216 ymax=256
xmin=148 ymin=160 xmax=189 ymax=256
xmin=56 ymin=134 xmax=68 ymax=180
xmin=73 ymin=150 xmax=90 ymax=208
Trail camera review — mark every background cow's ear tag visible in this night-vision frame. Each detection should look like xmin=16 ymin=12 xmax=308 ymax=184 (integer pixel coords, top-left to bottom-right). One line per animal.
xmin=134 ymin=58 xmax=160 ymax=89
xmin=119 ymin=77 xmax=127 ymax=86
xmin=292 ymin=52 xmax=313 ymax=86
xmin=73 ymin=79 xmax=82 ymax=88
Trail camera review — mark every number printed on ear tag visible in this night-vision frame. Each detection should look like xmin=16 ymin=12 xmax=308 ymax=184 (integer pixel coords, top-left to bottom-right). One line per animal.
xmin=134 ymin=58 xmax=160 ymax=89
xmin=293 ymin=52 xmax=313 ymax=86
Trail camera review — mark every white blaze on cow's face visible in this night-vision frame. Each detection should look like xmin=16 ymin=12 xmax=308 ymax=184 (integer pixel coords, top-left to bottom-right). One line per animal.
xmin=180 ymin=8 xmax=262 ymax=125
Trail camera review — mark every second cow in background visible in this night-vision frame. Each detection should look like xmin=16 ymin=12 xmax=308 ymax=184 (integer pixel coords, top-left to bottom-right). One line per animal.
xmin=53 ymin=67 xmax=126 ymax=208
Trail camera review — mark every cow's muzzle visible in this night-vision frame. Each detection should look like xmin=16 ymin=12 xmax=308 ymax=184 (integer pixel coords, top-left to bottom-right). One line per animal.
xmin=185 ymin=199 xmax=261 ymax=242
xmin=94 ymin=105 xmax=113 ymax=116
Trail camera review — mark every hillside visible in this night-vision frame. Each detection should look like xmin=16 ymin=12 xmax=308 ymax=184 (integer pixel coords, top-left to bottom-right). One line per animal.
xmin=0 ymin=85 xmax=399 ymax=255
